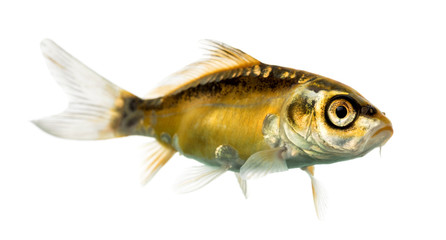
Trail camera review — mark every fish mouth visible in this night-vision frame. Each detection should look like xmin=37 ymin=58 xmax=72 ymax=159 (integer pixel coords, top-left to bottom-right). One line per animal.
xmin=367 ymin=124 xmax=393 ymax=150
xmin=372 ymin=125 xmax=393 ymax=138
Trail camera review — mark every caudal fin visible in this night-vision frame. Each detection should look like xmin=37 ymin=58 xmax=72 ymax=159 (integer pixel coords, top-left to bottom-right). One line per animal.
xmin=33 ymin=39 xmax=131 ymax=140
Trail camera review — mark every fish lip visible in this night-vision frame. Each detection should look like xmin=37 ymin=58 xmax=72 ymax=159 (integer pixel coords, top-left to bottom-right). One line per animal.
xmin=371 ymin=125 xmax=393 ymax=138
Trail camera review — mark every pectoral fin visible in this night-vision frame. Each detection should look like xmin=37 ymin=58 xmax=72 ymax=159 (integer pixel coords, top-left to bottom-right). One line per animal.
xmin=239 ymin=147 xmax=288 ymax=180
xmin=302 ymin=166 xmax=327 ymax=220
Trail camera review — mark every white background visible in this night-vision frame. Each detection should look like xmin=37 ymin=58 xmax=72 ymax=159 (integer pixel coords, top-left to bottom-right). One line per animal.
xmin=1 ymin=1 xmax=445 ymax=239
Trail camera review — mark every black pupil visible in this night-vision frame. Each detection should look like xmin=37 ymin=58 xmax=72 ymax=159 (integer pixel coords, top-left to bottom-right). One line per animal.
xmin=336 ymin=106 xmax=348 ymax=118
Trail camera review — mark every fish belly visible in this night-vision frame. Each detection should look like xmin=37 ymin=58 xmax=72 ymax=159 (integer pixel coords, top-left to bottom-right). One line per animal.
xmin=152 ymin=98 xmax=284 ymax=167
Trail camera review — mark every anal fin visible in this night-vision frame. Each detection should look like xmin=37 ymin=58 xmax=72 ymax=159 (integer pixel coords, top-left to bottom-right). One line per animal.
xmin=141 ymin=141 xmax=176 ymax=185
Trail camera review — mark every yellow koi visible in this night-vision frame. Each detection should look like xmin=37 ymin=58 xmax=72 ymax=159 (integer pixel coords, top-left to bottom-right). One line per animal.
xmin=34 ymin=40 xmax=393 ymax=218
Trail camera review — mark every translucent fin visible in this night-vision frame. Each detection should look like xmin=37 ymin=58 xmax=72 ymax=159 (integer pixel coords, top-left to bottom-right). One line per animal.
xmin=146 ymin=40 xmax=260 ymax=98
xmin=303 ymin=166 xmax=327 ymax=220
xmin=239 ymin=147 xmax=288 ymax=180
xmin=176 ymin=165 xmax=228 ymax=193
xmin=141 ymin=141 xmax=176 ymax=185
xmin=235 ymin=173 xmax=248 ymax=199
xmin=33 ymin=39 xmax=127 ymax=140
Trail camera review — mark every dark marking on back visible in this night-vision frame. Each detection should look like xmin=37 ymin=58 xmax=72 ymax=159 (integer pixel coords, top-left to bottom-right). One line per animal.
xmin=306 ymin=84 xmax=322 ymax=93
xmin=143 ymin=97 xmax=164 ymax=110
xmin=154 ymin=64 xmax=320 ymax=109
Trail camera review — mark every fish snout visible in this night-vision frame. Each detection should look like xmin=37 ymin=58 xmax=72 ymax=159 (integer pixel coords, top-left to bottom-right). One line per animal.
xmin=371 ymin=111 xmax=393 ymax=145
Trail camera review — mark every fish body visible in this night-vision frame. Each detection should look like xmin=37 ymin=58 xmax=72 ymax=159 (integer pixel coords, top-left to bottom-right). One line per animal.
xmin=34 ymin=40 xmax=393 ymax=217
xmin=119 ymin=64 xmax=318 ymax=168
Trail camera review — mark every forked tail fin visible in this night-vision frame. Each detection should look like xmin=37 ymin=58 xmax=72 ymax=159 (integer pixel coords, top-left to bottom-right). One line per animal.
xmin=33 ymin=39 xmax=135 ymax=140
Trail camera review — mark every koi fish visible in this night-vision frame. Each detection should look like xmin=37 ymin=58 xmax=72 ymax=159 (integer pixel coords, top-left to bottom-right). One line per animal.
xmin=34 ymin=40 xmax=393 ymax=218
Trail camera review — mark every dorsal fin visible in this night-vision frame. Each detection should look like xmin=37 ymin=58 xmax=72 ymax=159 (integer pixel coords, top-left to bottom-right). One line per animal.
xmin=146 ymin=40 xmax=260 ymax=98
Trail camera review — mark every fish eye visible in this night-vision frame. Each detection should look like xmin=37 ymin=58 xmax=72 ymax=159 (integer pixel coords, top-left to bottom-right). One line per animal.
xmin=335 ymin=106 xmax=348 ymax=118
xmin=326 ymin=97 xmax=357 ymax=128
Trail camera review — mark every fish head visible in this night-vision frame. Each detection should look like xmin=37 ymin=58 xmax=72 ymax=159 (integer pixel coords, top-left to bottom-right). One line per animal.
xmin=281 ymin=77 xmax=393 ymax=163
